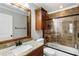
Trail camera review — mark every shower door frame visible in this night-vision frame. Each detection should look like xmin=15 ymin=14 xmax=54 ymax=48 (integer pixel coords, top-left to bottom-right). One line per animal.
xmin=53 ymin=14 xmax=79 ymax=49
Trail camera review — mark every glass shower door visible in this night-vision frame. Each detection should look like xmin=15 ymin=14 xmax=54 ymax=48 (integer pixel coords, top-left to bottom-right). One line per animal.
xmin=61 ymin=16 xmax=76 ymax=48
xmin=51 ymin=16 xmax=79 ymax=55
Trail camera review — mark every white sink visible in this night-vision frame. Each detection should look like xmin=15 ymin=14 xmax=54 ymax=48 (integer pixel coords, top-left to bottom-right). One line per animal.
xmin=11 ymin=44 xmax=33 ymax=55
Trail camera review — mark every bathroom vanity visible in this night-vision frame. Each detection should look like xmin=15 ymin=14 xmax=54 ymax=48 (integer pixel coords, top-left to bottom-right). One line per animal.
xmin=0 ymin=40 xmax=43 ymax=56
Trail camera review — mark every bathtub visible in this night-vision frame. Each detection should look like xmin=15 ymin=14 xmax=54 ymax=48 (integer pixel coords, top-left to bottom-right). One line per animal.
xmin=44 ymin=42 xmax=79 ymax=56
xmin=44 ymin=47 xmax=56 ymax=56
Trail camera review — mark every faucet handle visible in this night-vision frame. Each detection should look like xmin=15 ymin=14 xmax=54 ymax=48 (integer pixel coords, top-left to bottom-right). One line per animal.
xmin=15 ymin=41 xmax=18 ymax=46
xmin=18 ymin=40 xmax=22 ymax=45
xmin=15 ymin=40 xmax=22 ymax=46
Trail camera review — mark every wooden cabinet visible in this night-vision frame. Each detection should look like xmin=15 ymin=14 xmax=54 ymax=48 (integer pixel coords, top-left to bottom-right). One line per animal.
xmin=35 ymin=7 xmax=53 ymax=44
xmin=35 ymin=8 xmax=47 ymax=30
xmin=27 ymin=46 xmax=43 ymax=56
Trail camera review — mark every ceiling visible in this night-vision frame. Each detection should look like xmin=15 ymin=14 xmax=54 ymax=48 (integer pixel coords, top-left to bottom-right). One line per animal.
xmin=32 ymin=3 xmax=77 ymax=13
xmin=4 ymin=3 xmax=78 ymax=14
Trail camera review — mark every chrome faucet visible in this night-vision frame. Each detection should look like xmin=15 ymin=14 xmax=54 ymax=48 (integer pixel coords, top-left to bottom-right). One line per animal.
xmin=15 ymin=40 xmax=22 ymax=46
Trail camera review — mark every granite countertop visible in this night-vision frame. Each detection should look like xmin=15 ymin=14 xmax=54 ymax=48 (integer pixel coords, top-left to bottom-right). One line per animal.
xmin=0 ymin=40 xmax=43 ymax=56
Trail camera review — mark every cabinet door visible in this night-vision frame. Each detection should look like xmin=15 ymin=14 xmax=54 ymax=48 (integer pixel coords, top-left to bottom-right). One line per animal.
xmin=35 ymin=8 xmax=42 ymax=30
xmin=27 ymin=46 xmax=43 ymax=56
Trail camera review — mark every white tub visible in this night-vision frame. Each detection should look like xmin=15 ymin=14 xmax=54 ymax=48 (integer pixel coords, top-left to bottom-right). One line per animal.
xmin=44 ymin=47 xmax=56 ymax=56
xmin=46 ymin=42 xmax=79 ymax=55
xmin=44 ymin=47 xmax=73 ymax=56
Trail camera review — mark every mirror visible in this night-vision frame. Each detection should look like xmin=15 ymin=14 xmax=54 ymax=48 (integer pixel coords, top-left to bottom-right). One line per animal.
xmin=0 ymin=3 xmax=31 ymax=42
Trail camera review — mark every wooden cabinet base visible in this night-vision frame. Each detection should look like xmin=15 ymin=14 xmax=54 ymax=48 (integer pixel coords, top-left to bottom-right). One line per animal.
xmin=27 ymin=46 xmax=43 ymax=56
